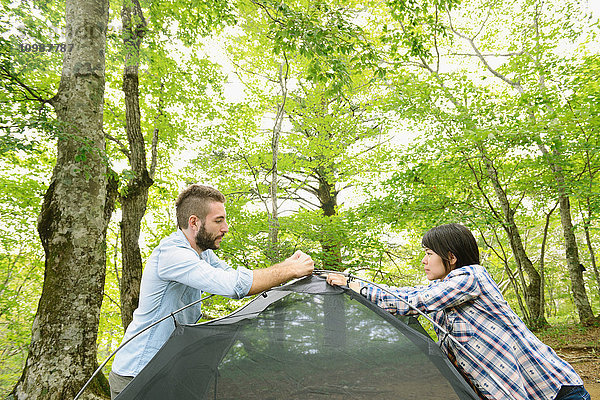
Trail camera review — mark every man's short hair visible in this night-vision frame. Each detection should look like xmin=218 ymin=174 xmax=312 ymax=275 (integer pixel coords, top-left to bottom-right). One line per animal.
xmin=175 ymin=184 xmax=226 ymax=229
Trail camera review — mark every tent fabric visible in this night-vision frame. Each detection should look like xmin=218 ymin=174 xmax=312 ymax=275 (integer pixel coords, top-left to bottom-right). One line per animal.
xmin=116 ymin=275 xmax=479 ymax=400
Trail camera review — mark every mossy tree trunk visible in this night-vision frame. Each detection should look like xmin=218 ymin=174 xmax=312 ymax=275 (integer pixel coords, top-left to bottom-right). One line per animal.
xmin=10 ymin=1 xmax=114 ymax=399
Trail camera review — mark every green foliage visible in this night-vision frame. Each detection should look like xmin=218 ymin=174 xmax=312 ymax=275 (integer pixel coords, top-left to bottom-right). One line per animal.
xmin=0 ymin=3 xmax=64 ymax=394
xmin=148 ymin=0 xmax=236 ymax=42
xmin=0 ymin=1 xmax=63 ymax=135
xmin=1 ymin=0 xmax=599 ymax=392
xmin=237 ymin=0 xmax=384 ymax=92
xmin=0 ymin=145 xmax=50 ymax=396
xmin=385 ymin=0 xmax=460 ymax=60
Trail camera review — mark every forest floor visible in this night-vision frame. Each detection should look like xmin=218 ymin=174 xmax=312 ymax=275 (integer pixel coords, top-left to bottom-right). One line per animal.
xmin=536 ymin=324 xmax=600 ymax=399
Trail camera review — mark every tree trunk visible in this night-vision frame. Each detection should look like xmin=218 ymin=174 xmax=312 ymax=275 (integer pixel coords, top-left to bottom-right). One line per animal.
xmin=486 ymin=229 xmax=530 ymax=320
xmin=314 ymin=170 xmax=346 ymax=348
xmin=266 ymin=61 xmax=287 ymax=264
xmin=582 ymin=205 xmax=600 ymax=303
xmin=531 ymin=7 xmax=595 ymax=324
xmin=448 ymin=1 xmax=595 ymax=325
xmin=119 ymin=0 xmax=152 ymax=330
xmin=581 ymin=149 xmax=600 ymax=308
xmin=503 ymin=261 xmax=530 ymax=323
xmin=316 ymin=173 xmax=343 ymax=271
xmin=538 ymin=144 xmax=596 ymax=325
xmin=479 ymin=148 xmax=548 ymax=329
xmin=10 ymin=1 xmax=113 ymax=399
xmin=539 ymin=205 xmax=556 ymax=322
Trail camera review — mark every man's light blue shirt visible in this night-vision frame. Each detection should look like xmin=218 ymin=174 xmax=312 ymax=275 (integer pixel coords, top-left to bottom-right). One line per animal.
xmin=111 ymin=229 xmax=254 ymax=376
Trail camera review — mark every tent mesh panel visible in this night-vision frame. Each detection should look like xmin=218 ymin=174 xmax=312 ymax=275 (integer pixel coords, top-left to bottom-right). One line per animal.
xmin=117 ymin=277 xmax=478 ymax=400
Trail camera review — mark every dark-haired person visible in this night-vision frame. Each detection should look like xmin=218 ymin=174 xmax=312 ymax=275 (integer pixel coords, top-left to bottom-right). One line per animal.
xmin=109 ymin=184 xmax=314 ymax=399
xmin=326 ymin=223 xmax=589 ymax=400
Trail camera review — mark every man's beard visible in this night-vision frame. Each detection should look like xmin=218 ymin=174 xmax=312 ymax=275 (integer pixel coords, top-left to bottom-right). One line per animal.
xmin=195 ymin=224 xmax=221 ymax=251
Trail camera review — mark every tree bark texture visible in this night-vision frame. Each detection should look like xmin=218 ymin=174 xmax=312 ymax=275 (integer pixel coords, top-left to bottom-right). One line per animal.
xmin=119 ymin=0 xmax=152 ymax=330
xmin=479 ymin=148 xmax=548 ymax=329
xmin=538 ymin=144 xmax=596 ymax=325
xmin=11 ymin=1 xmax=113 ymax=399
xmin=316 ymin=172 xmax=343 ymax=271
xmin=557 ymin=194 xmax=596 ymax=324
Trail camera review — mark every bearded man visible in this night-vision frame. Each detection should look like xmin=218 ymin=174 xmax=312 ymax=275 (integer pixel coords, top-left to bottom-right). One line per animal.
xmin=109 ymin=184 xmax=314 ymax=399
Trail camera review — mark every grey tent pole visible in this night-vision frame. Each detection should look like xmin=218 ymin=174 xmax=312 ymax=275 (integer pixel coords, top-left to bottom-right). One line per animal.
xmin=315 ymin=270 xmax=518 ymax=400
xmin=73 ymin=294 xmax=215 ymax=400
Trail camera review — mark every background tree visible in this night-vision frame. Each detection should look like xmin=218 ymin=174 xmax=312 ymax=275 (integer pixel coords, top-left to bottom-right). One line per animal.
xmin=116 ymin=0 xmax=154 ymax=330
xmin=0 ymin=2 xmax=64 ymax=393
xmin=103 ymin=0 xmax=237 ymax=330
xmin=447 ymin=0 xmax=598 ymax=325
xmin=7 ymin=0 xmax=115 ymax=398
xmin=372 ymin=0 xmax=598 ymax=326
xmin=0 ymin=0 xmax=598 ymax=396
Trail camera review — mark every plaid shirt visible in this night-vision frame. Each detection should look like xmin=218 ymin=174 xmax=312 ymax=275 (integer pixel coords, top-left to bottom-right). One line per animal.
xmin=361 ymin=264 xmax=583 ymax=400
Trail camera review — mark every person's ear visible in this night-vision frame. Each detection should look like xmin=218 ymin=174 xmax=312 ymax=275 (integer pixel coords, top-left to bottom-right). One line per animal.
xmin=448 ymin=253 xmax=457 ymax=267
xmin=188 ymin=215 xmax=199 ymax=230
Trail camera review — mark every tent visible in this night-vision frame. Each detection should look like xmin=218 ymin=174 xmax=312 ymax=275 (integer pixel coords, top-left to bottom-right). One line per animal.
xmin=116 ymin=275 xmax=479 ymax=399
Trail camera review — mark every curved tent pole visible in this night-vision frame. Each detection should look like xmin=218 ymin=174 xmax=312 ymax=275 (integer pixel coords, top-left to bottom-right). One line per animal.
xmin=314 ymin=269 xmax=517 ymax=400
xmin=73 ymin=294 xmax=215 ymax=400
xmin=75 ymin=273 xmax=518 ymax=400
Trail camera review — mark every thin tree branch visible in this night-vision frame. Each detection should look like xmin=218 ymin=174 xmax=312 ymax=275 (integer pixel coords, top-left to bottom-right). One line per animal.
xmin=0 ymin=64 xmax=54 ymax=105
xmin=104 ymin=129 xmax=131 ymax=158
xmin=149 ymin=84 xmax=163 ymax=180
xmin=447 ymin=10 xmax=523 ymax=91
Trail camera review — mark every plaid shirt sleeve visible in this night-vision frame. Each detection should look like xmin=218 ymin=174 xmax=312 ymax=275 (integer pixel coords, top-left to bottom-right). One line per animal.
xmin=361 ymin=267 xmax=481 ymax=315
xmin=359 ymin=265 xmax=584 ymax=400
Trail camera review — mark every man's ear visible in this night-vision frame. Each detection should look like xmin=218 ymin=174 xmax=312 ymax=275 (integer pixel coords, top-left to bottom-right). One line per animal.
xmin=188 ymin=214 xmax=200 ymax=230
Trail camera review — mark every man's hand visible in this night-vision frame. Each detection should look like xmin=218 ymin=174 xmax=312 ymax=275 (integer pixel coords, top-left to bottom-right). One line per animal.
xmin=281 ymin=250 xmax=314 ymax=278
xmin=247 ymin=251 xmax=314 ymax=295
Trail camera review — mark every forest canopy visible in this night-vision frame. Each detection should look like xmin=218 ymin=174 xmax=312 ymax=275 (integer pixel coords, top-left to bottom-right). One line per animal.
xmin=0 ymin=0 xmax=598 ymax=398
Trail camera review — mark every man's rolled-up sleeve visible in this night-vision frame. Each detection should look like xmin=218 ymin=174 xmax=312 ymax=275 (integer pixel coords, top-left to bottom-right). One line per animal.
xmin=157 ymin=245 xmax=253 ymax=299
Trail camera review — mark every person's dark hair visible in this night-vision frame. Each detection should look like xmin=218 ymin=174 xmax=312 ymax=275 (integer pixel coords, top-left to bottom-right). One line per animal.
xmin=175 ymin=185 xmax=226 ymax=229
xmin=422 ymin=223 xmax=480 ymax=274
